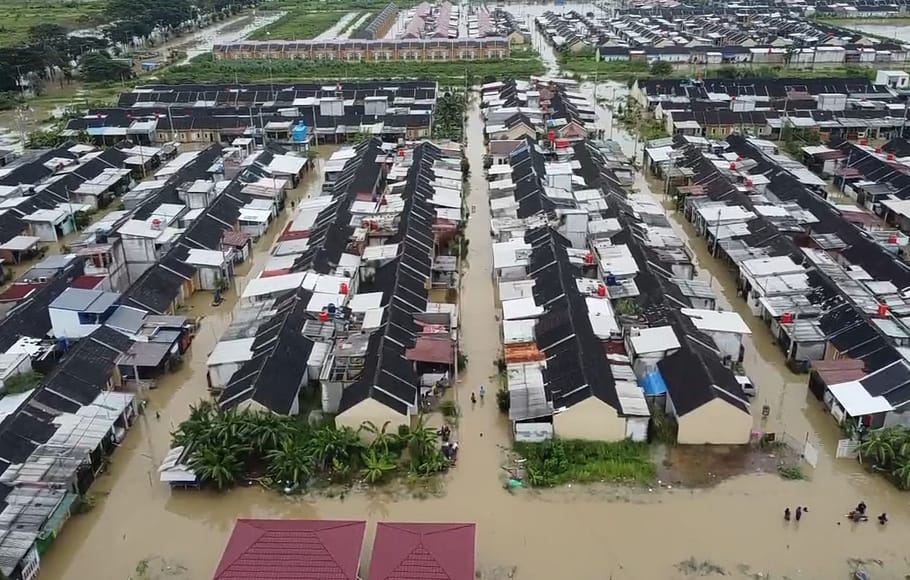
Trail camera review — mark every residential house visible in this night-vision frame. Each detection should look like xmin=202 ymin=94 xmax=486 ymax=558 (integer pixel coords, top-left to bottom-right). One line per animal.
xmin=658 ymin=340 xmax=752 ymax=444
xmin=48 ymin=288 xmax=120 ymax=339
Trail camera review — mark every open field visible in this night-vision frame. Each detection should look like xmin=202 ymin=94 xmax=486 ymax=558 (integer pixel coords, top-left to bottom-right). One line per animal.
xmin=160 ymin=53 xmax=547 ymax=82
xmin=248 ymin=9 xmax=347 ymax=40
xmin=0 ymin=0 xmax=107 ymax=46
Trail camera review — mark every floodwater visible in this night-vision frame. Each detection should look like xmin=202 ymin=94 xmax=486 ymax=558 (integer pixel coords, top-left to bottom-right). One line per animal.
xmin=36 ymin=97 xmax=910 ymax=580
xmin=842 ymin=23 xmax=910 ymax=43
xmin=169 ymin=11 xmax=287 ymax=65
xmin=28 ymin=7 xmax=910 ymax=579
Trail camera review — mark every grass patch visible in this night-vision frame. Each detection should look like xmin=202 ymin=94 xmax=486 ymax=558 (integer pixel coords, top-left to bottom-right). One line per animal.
xmin=162 ymin=53 xmax=546 ymax=82
xmin=559 ymin=53 xmax=651 ymax=79
xmin=777 ymin=465 xmax=806 ymax=480
xmin=515 ymin=438 xmax=655 ymax=487
xmin=249 ymin=9 xmax=347 ymax=39
xmin=0 ymin=0 xmax=107 ymax=47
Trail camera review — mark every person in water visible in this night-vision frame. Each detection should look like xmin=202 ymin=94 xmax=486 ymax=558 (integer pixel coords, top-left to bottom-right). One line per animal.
xmin=470 ymin=392 xmax=477 ymax=405
xmin=878 ymin=513 xmax=888 ymax=525
xmin=479 ymin=385 xmax=486 ymax=400
xmin=784 ymin=508 xmax=791 ymax=521
xmin=857 ymin=501 xmax=867 ymax=515
xmin=795 ymin=506 xmax=802 ymax=521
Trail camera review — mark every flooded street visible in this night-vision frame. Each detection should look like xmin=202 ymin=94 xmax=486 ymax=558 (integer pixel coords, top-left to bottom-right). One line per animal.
xmin=35 ymin=101 xmax=910 ymax=580
xmin=22 ymin=6 xmax=910 ymax=579
xmin=165 ymin=11 xmax=286 ymax=66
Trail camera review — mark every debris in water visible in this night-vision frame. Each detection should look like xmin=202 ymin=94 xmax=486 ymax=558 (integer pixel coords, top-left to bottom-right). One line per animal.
xmin=675 ymin=557 xmax=728 ymax=576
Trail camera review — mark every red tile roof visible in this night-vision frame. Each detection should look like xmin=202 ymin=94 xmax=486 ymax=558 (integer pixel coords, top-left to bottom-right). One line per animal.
xmin=368 ymin=522 xmax=476 ymax=580
xmin=405 ymin=335 xmax=454 ymax=364
xmin=0 ymin=282 xmax=44 ymax=302
xmin=71 ymin=275 xmax=107 ymax=289
xmin=811 ymin=359 xmax=866 ymax=386
xmin=213 ymin=519 xmax=366 ymax=580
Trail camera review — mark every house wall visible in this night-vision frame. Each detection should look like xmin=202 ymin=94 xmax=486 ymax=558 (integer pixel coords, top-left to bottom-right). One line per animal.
xmin=197 ymin=266 xmax=220 ymax=291
xmin=208 ymin=362 xmax=243 ymax=391
xmin=883 ymin=408 xmax=910 ymax=428
xmin=671 ymin=263 xmax=694 ymax=280
xmin=322 ymin=379 xmax=343 ymax=413
xmin=690 ymin=296 xmax=716 ymax=310
xmin=49 ymin=308 xmax=100 ymax=339
xmin=706 ymin=330 xmax=744 ymax=363
xmin=629 ymin=347 xmax=676 ymax=376
xmin=495 ymin=265 xmax=528 ymax=282
xmin=793 ymin=340 xmax=825 ymax=362
xmin=552 ymin=397 xmax=626 ymax=441
xmin=677 ymin=399 xmax=752 ymax=444
xmin=29 ymin=222 xmax=59 ymax=243
xmin=0 ymin=354 xmax=33 ymax=390
xmin=625 ymin=416 xmax=649 ymax=442
xmin=121 ymin=236 xmax=157 ymax=267
xmin=335 ymin=396 xmax=409 ymax=434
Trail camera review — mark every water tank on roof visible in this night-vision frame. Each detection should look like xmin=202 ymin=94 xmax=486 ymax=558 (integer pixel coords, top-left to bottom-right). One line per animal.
xmin=292 ymin=122 xmax=309 ymax=143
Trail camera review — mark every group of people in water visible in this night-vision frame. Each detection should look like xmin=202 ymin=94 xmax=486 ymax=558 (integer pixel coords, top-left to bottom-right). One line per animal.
xmin=783 ymin=506 xmax=808 ymax=521
xmin=846 ymin=501 xmax=888 ymax=525
xmin=787 ymin=501 xmax=889 ymax=525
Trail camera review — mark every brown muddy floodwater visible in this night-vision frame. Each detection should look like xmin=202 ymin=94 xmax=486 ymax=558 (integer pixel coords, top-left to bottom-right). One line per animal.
xmin=38 ymin=115 xmax=910 ymax=580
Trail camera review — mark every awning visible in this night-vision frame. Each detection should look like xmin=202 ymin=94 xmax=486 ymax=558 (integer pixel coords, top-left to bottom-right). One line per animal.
xmin=405 ymin=335 xmax=454 ymax=364
xmin=829 ymin=381 xmax=893 ymax=417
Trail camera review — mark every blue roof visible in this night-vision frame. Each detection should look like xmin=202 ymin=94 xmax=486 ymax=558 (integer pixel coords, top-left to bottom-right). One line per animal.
xmin=641 ymin=369 xmax=667 ymax=396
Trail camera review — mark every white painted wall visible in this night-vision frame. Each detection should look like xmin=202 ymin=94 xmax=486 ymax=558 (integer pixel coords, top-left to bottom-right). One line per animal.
xmin=49 ymin=308 xmax=100 ymax=339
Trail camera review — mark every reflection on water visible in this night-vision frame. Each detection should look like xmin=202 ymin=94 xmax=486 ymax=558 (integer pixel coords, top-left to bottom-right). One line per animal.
xmin=842 ymin=23 xmax=910 ymax=44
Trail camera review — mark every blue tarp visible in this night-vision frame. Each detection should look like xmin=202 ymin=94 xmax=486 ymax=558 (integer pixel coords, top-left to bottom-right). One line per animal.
xmin=641 ymin=369 xmax=667 ymax=396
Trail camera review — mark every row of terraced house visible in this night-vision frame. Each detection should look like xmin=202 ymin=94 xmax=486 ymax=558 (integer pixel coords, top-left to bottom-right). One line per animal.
xmin=212 ymin=38 xmax=510 ymax=61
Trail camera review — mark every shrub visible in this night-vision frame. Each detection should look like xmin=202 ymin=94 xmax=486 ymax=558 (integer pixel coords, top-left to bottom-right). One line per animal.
xmin=439 ymin=400 xmax=459 ymax=420
xmin=515 ymin=438 xmax=655 ymax=487
xmin=496 ymin=387 xmax=509 ymax=414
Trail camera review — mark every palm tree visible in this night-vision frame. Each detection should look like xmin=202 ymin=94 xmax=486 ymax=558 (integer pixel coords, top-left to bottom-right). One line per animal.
xmin=360 ymin=420 xmax=396 ymax=453
xmin=360 ymin=449 xmax=396 ymax=483
xmin=189 ymin=444 xmax=246 ymax=490
xmin=859 ymin=430 xmax=895 ymax=467
xmin=266 ymin=438 xmax=313 ymax=486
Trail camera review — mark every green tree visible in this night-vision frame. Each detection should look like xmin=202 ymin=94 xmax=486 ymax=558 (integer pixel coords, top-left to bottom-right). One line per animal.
xmin=649 ymin=60 xmax=674 ymax=77
xmin=360 ymin=449 xmax=396 ymax=483
xmin=80 ymin=53 xmax=132 ymax=83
